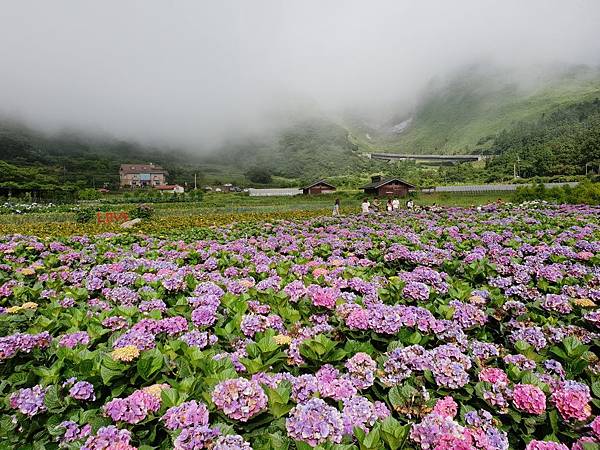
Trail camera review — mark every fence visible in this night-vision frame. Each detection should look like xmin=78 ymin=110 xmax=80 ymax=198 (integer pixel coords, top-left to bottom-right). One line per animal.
xmin=421 ymin=182 xmax=579 ymax=194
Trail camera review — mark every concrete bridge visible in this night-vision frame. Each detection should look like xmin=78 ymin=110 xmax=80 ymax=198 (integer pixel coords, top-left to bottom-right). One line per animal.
xmin=368 ymin=152 xmax=485 ymax=163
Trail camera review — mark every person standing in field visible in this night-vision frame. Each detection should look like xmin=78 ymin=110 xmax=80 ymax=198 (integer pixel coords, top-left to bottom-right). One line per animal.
xmin=386 ymin=199 xmax=393 ymax=213
xmin=332 ymin=198 xmax=340 ymax=216
xmin=392 ymin=197 xmax=400 ymax=212
xmin=361 ymin=198 xmax=370 ymax=214
xmin=372 ymin=198 xmax=380 ymax=213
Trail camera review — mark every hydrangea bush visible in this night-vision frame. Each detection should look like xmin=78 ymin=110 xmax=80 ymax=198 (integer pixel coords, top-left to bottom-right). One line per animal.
xmin=1 ymin=204 xmax=600 ymax=449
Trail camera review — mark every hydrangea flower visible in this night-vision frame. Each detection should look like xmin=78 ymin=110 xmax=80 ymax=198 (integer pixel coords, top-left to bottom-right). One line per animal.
xmin=402 ymin=281 xmax=430 ymax=301
xmin=525 ymin=440 xmax=569 ymax=450
xmin=58 ymin=331 xmax=90 ymax=349
xmin=308 ymin=285 xmax=339 ymax=309
xmin=479 ymin=368 xmax=509 ymax=385
xmin=291 ymin=374 xmax=319 ymax=403
xmin=432 ymin=396 xmax=458 ymax=418
xmin=341 ymin=396 xmax=389 ymax=435
xmin=286 ymin=398 xmax=343 ymax=446
xmin=68 ymin=381 xmax=96 ymax=401
xmin=551 ymin=381 xmax=591 ymax=421
xmin=58 ymin=421 xmax=92 ymax=445
xmin=111 ymin=345 xmax=140 ymax=362
xmin=0 ymin=331 xmax=52 ymax=360
xmin=191 ymin=306 xmax=218 ymax=327
xmin=212 ymin=378 xmax=267 ymax=422
xmin=179 ymin=330 xmax=217 ymax=349
xmin=81 ymin=426 xmax=133 ymax=450
xmin=345 ymin=352 xmax=377 ymax=390
xmin=104 ymin=389 xmax=161 ymax=424
xmin=162 ymin=400 xmax=210 ymax=430
xmin=512 ymin=384 xmax=546 ymax=414
xmin=9 ymin=385 xmax=48 ymax=416
xmin=174 ymin=425 xmax=220 ymax=450
xmin=212 ymin=434 xmax=252 ymax=450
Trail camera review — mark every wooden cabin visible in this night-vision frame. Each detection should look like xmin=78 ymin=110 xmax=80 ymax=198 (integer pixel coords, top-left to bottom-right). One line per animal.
xmin=302 ymin=180 xmax=336 ymax=195
xmin=361 ymin=176 xmax=415 ymax=197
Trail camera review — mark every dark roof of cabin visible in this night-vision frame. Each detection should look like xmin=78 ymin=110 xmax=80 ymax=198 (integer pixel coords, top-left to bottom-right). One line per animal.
xmin=302 ymin=179 xmax=336 ymax=190
xmin=361 ymin=177 xmax=416 ymax=189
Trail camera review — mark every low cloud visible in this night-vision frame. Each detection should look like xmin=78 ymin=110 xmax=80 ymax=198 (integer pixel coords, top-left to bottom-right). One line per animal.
xmin=1 ymin=0 xmax=599 ymax=148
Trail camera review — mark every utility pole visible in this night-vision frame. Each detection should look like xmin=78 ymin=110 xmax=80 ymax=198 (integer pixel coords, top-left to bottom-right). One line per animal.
xmin=194 ymin=173 xmax=197 ymax=190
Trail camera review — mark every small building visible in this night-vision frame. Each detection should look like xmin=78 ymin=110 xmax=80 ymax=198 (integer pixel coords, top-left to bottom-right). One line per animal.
xmin=155 ymin=184 xmax=185 ymax=194
xmin=361 ymin=175 xmax=415 ymax=197
xmin=302 ymin=180 xmax=336 ymax=195
xmin=120 ymin=163 xmax=168 ymax=188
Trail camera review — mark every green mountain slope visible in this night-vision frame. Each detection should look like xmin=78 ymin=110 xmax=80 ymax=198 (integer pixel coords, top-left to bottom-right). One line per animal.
xmin=485 ymin=98 xmax=600 ymax=178
xmin=208 ymin=119 xmax=374 ymax=181
xmin=361 ymin=65 xmax=600 ymax=154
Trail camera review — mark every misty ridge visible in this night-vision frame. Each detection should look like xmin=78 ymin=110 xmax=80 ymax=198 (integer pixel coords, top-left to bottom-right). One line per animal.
xmin=1 ymin=1 xmax=600 ymax=151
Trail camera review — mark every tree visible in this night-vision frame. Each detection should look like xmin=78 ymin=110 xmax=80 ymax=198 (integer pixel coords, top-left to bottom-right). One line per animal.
xmin=245 ymin=166 xmax=272 ymax=184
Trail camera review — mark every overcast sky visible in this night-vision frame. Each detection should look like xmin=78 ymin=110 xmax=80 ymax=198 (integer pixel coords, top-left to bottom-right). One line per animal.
xmin=1 ymin=0 xmax=600 ymax=148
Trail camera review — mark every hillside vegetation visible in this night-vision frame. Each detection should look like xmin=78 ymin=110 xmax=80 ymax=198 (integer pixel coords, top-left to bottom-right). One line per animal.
xmin=364 ymin=65 xmax=600 ymax=154
xmin=1 ymin=65 xmax=600 ymax=192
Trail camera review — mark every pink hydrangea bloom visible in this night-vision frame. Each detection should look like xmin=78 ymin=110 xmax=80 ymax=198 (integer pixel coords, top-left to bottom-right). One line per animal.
xmin=104 ymin=390 xmax=160 ymax=424
xmin=591 ymin=416 xmax=600 ymax=438
xmin=309 ymin=286 xmax=339 ymax=309
xmin=432 ymin=396 xmax=458 ymax=419
xmin=551 ymin=381 xmax=591 ymax=421
xmin=478 ymin=368 xmax=509 ymax=385
xmin=512 ymin=384 xmax=546 ymax=415
xmin=211 ymin=378 xmax=267 ymax=422
xmin=525 ymin=439 xmax=569 ymax=450
xmin=572 ymin=437 xmax=599 ymax=450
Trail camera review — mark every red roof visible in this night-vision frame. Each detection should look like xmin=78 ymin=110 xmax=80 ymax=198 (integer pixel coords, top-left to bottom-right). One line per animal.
xmin=154 ymin=185 xmax=181 ymax=190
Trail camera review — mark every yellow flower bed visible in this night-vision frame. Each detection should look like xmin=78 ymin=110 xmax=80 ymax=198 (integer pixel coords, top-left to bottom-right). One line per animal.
xmin=0 ymin=209 xmax=330 ymax=238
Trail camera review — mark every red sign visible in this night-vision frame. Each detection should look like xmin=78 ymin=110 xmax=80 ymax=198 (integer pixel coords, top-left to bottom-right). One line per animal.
xmin=97 ymin=211 xmax=129 ymax=224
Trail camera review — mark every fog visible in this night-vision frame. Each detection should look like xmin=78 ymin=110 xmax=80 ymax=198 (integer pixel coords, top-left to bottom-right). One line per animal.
xmin=1 ymin=0 xmax=600 ymax=149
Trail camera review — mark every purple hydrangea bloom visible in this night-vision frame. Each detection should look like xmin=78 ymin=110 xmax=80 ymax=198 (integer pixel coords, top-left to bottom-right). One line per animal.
xmin=179 ymin=330 xmax=218 ymax=349
xmin=286 ymin=398 xmax=343 ymax=446
xmin=191 ymin=306 xmax=218 ymax=327
xmin=69 ymin=381 xmax=96 ymax=401
xmin=162 ymin=400 xmax=210 ymax=430
xmin=291 ymin=374 xmax=319 ymax=403
xmin=212 ymin=435 xmax=252 ymax=450
xmin=402 ymin=281 xmax=430 ymax=301
xmin=9 ymin=385 xmax=48 ymax=416
xmin=58 ymin=331 xmax=91 ymax=349
xmin=342 ymin=396 xmax=385 ymax=435
xmin=104 ymin=389 xmax=161 ymax=424
xmin=345 ymin=352 xmax=377 ymax=390
xmin=58 ymin=420 xmax=92 ymax=444
xmin=81 ymin=426 xmax=132 ymax=450
xmin=174 ymin=425 xmax=220 ymax=450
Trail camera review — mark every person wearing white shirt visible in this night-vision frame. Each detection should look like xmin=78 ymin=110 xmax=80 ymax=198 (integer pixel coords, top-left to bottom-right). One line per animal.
xmin=361 ymin=199 xmax=370 ymax=214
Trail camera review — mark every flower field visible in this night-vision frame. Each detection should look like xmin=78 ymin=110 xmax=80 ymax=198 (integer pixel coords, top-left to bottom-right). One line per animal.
xmin=1 ymin=205 xmax=600 ymax=450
